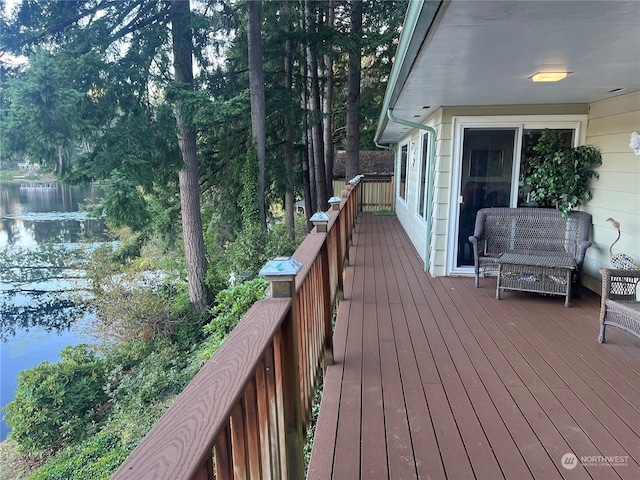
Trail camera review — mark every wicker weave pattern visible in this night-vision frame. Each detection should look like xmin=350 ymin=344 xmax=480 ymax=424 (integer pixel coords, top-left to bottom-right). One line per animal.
xmin=469 ymin=208 xmax=592 ymax=288
xmin=497 ymin=254 xmax=576 ymax=307
xmin=598 ymin=268 xmax=640 ymax=343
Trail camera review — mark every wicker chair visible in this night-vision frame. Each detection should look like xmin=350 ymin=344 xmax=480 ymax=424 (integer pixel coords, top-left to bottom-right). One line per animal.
xmin=598 ymin=268 xmax=640 ymax=343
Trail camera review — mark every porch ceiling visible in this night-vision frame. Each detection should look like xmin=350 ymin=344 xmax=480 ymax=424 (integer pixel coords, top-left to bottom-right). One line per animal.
xmin=377 ymin=0 xmax=640 ymax=144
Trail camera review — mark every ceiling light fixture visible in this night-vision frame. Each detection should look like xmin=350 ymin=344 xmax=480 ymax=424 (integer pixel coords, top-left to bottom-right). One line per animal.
xmin=530 ymin=72 xmax=571 ymax=82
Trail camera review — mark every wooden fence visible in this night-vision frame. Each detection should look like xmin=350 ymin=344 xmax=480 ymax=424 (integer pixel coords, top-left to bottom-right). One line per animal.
xmin=112 ymin=181 xmax=362 ymax=479
xmin=332 ymin=175 xmax=394 ymax=212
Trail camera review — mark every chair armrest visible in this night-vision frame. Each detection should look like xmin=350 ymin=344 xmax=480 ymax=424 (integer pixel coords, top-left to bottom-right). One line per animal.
xmin=573 ymin=240 xmax=591 ymax=266
xmin=599 ymin=268 xmax=640 ymax=301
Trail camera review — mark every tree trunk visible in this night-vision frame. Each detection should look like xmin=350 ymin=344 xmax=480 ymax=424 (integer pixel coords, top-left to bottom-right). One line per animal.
xmin=346 ymin=0 xmax=362 ymax=181
xmin=306 ymin=0 xmax=327 ymax=211
xmin=300 ymin=9 xmax=316 ymax=218
xmin=284 ymin=36 xmax=295 ymax=239
xmin=170 ymin=0 xmax=209 ymax=313
xmin=322 ymin=1 xmax=335 ymax=196
xmin=247 ymin=0 xmax=267 ymax=231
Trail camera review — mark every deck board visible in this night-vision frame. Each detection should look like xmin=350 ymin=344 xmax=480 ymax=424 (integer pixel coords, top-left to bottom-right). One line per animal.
xmin=307 ymin=213 xmax=640 ymax=480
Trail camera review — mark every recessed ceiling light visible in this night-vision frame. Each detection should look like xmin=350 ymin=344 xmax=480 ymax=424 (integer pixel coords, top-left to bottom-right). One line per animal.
xmin=530 ymin=72 xmax=571 ymax=82
xmin=608 ymin=88 xmax=626 ymax=93
xmin=422 ymin=105 xmax=430 ymax=109
xmin=413 ymin=114 xmax=420 ymax=118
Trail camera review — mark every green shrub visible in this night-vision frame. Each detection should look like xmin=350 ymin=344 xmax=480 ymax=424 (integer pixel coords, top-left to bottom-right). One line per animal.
xmin=195 ymin=278 xmax=268 ymax=364
xmin=27 ymin=399 xmax=173 ymax=480
xmin=104 ymin=345 xmax=195 ymax=414
xmin=4 ymin=345 xmax=108 ymax=456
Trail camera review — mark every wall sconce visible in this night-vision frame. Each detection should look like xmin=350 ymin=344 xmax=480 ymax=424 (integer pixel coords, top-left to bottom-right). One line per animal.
xmin=629 ymin=131 xmax=640 ymax=155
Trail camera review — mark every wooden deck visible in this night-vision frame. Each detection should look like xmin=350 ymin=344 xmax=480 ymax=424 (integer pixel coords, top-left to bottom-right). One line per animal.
xmin=307 ymin=213 xmax=640 ymax=480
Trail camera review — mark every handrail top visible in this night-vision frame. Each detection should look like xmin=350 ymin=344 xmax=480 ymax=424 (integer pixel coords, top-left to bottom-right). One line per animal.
xmin=112 ymin=298 xmax=292 ymax=480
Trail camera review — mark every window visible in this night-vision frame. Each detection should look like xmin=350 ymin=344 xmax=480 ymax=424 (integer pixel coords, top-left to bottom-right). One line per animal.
xmin=398 ymin=143 xmax=408 ymax=201
xmin=418 ymin=133 xmax=431 ymax=219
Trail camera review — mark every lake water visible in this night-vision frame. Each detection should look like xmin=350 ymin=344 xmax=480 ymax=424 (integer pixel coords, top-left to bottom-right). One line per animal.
xmin=0 ymin=181 xmax=106 ymax=440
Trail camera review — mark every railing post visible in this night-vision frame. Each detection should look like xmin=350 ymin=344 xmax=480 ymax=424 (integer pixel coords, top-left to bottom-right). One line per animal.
xmin=320 ymin=243 xmax=334 ymax=367
xmin=328 ymin=197 xmax=344 ymax=301
xmin=259 ymin=258 xmax=305 ymax=479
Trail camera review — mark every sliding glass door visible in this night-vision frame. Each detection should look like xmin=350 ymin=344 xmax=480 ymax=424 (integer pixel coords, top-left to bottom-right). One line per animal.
xmin=449 ymin=118 xmax=582 ymax=274
xmin=457 ymin=128 xmax=517 ymax=267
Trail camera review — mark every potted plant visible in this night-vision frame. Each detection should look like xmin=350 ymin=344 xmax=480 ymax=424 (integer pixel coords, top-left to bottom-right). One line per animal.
xmin=520 ymin=129 xmax=602 ymax=216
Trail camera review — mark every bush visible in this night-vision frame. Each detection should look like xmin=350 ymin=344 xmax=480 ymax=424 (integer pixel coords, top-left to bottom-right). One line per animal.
xmin=4 ymin=345 xmax=108 ymax=456
xmin=27 ymin=399 xmax=173 ymax=480
xmin=195 ymin=277 xmax=268 ymax=364
xmin=104 ymin=343 xmax=195 ymax=414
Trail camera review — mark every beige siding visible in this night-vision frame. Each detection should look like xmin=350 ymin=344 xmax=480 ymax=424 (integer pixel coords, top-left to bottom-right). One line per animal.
xmin=583 ymin=91 xmax=640 ymax=293
xmin=431 ymin=105 xmax=589 ymax=275
xmin=392 ymin=108 xmax=447 ymax=275
xmin=392 ymin=99 xmax=638 ymax=291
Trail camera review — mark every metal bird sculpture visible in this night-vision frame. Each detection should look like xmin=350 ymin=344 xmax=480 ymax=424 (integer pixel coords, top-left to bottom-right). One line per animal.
xmin=606 ymin=218 xmax=638 ymax=269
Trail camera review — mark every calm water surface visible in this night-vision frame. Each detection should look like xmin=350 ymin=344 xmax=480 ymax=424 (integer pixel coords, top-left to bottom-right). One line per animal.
xmin=0 ymin=182 xmax=107 ymax=440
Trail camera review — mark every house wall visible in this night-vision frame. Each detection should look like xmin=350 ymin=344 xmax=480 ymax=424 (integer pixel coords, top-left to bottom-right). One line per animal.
xmin=582 ymin=91 xmax=640 ymax=293
xmin=393 ymin=109 xmax=446 ymax=274
xmin=394 ymin=104 xmax=591 ymax=277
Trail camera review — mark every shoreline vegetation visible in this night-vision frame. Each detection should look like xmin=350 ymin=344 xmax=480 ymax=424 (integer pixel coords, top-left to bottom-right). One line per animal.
xmin=0 ymin=204 xmax=310 ymax=479
xmin=0 ymin=168 xmax=58 ymax=184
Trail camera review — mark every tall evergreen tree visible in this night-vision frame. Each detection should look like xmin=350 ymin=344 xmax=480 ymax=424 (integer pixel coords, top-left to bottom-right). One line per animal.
xmin=345 ymin=0 xmax=362 ymax=181
xmin=171 ymin=0 xmax=210 ymax=312
xmin=247 ymin=0 xmax=267 ymax=231
xmin=1 ymin=0 xmax=216 ymax=312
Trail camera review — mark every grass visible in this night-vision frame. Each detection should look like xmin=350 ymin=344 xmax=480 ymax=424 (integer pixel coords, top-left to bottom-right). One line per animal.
xmin=0 ymin=440 xmax=44 ymax=480
xmin=372 ymin=210 xmax=395 ymax=216
xmin=0 ymin=169 xmax=56 ymax=183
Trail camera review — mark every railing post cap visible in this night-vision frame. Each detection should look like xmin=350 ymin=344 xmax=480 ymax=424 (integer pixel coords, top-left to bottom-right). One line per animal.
xmin=310 ymin=211 xmax=330 ymax=232
xmin=328 ymin=196 xmax=341 ymax=204
xmin=310 ymin=211 xmax=330 ymax=222
xmin=259 ymin=256 xmax=303 ymax=280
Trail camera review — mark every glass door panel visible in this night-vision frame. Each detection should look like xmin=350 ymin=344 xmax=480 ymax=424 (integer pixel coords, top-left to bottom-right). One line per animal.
xmin=457 ymin=128 xmax=516 ymax=267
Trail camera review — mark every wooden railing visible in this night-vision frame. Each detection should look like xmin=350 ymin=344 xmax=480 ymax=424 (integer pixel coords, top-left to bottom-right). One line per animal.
xmin=333 ymin=175 xmax=394 ymax=212
xmin=112 ymin=180 xmax=361 ymax=480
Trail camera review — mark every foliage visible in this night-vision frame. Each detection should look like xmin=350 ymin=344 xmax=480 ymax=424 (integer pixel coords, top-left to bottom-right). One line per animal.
xmin=196 ymin=277 xmax=269 ymax=363
xmin=85 ymin=243 xmax=188 ymax=343
xmin=104 ymin=343 xmax=197 ymax=415
xmin=210 ymin=213 xmax=307 ymax=289
xmin=25 ymin=399 xmax=174 ymax=480
xmin=520 ymin=129 xmax=602 ymax=216
xmin=304 ymin=379 xmax=324 ymax=471
xmin=0 ymin=50 xmax=88 ymax=176
xmin=3 ymin=345 xmax=109 ymax=456
xmin=0 ymin=0 xmax=407 ymax=476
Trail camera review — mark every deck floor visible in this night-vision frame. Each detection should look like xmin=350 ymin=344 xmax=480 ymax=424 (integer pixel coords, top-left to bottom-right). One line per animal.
xmin=307 ymin=213 xmax=640 ymax=480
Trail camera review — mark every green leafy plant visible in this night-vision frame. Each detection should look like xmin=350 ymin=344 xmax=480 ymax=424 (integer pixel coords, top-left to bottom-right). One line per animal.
xmin=195 ymin=278 xmax=269 ymax=364
xmin=3 ymin=345 xmax=108 ymax=456
xmin=520 ymin=129 xmax=602 ymax=216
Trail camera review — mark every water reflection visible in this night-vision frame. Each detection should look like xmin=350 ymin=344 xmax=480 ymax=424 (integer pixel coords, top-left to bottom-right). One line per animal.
xmin=0 ymin=181 xmax=107 ymax=440
xmin=0 ymin=182 xmax=106 ymax=247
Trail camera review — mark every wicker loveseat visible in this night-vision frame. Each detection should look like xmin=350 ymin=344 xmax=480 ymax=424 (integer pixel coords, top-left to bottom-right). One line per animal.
xmin=598 ymin=268 xmax=640 ymax=343
xmin=469 ymin=207 xmax=592 ymax=290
